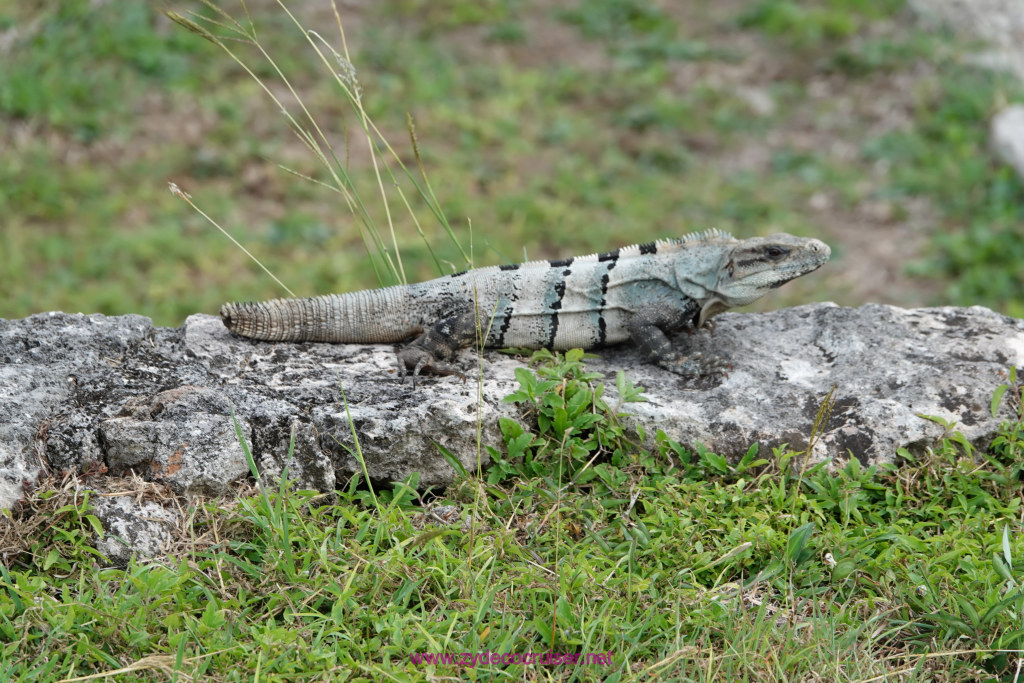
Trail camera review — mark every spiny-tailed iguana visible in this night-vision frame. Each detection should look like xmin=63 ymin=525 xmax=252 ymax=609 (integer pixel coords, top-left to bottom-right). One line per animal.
xmin=221 ymin=230 xmax=830 ymax=379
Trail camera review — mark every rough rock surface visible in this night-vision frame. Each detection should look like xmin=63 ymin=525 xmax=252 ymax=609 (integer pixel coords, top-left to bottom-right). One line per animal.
xmin=909 ymin=1 xmax=1024 ymax=185
xmin=909 ymin=0 xmax=1024 ymax=81
xmin=2 ymin=305 xmax=1023 ymax=561
xmin=992 ymin=105 xmax=1024 ymax=182
xmin=92 ymin=495 xmax=179 ymax=567
xmin=611 ymin=304 xmax=1023 ymax=465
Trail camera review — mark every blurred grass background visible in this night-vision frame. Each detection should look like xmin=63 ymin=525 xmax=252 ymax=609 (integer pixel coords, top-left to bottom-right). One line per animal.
xmin=1 ymin=0 xmax=1022 ymax=327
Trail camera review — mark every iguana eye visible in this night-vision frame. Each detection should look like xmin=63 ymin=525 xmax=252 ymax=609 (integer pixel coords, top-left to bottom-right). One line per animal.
xmin=765 ymin=246 xmax=790 ymax=260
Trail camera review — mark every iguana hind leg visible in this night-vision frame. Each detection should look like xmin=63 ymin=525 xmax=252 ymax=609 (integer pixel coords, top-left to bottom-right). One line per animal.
xmin=396 ymin=310 xmax=478 ymax=384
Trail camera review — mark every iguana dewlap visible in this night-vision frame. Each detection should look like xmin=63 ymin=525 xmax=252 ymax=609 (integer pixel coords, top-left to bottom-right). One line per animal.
xmin=221 ymin=230 xmax=830 ymax=379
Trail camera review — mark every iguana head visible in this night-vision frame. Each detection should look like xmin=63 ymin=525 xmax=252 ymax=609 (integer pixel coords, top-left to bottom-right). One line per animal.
xmin=679 ymin=232 xmax=831 ymax=327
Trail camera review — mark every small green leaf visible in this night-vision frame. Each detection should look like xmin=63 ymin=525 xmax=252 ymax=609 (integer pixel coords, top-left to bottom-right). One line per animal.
xmin=991 ymin=384 xmax=1010 ymax=418
xmin=0 ymin=564 xmax=24 ymax=614
xmin=230 ymin=408 xmax=258 ymax=481
xmin=555 ymin=596 xmax=574 ymax=630
xmin=786 ymin=522 xmax=815 ymax=566
xmin=1004 ymin=524 xmax=1014 ymax=571
xmin=980 ymin=591 xmax=1024 ymax=626
xmin=84 ymin=514 xmax=104 ymax=538
xmin=614 ymin=371 xmax=646 ymax=403
xmin=508 ymin=433 xmax=535 ymax=460
xmin=949 ymin=430 xmax=974 ymax=455
xmin=994 ymin=553 xmax=1015 ymax=584
xmin=499 ymin=417 xmax=525 ymax=440
xmin=736 ymin=443 xmax=768 ymax=472
xmin=928 ymin=611 xmax=975 ymax=635
xmin=996 ymin=628 xmax=1024 ymax=651
xmin=954 ymin=594 xmax=980 ymax=628
xmin=702 ymin=451 xmax=729 ymax=474
xmin=534 ymin=616 xmax=552 ymax=643
xmin=435 ymin=443 xmax=469 ymax=478
xmin=832 ymin=558 xmax=858 ymax=581
xmin=749 ymin=560 xmax=785 ymax=584
xmin=552 ymin=405 xmax=570 ymax=435
xmin=200 ymin=600 xmax=226 ymax=629
xmin=566 ymin=386 xmax=590 ymax=416
xmin=917 ymin=413 xmax=952 ymax=428
xmin=43 ymin=549 xmax=59 ymax=571
xmin=572 ymin=413 xmax=601 ymax=431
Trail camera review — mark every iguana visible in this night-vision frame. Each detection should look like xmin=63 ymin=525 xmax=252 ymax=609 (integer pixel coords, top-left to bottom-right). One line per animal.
xmin=221 ymin=230 xmax=830 ymax=380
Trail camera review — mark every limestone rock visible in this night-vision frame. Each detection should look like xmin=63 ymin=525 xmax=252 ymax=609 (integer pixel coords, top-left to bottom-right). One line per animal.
xmin=909 ymin=0 xmax=1024 ymax=82
xmin=594 ymin=303 xmax=1023 ymax=466
xmin=992 ymin=105 xmax=1024 ymax=183
xmin=1 ymin=305 xmax=1022 ymax=531
xmin=99 ymin=386 xmax=250 ymax=496
xmin=92 ymin=495 xmax=179 ymax=567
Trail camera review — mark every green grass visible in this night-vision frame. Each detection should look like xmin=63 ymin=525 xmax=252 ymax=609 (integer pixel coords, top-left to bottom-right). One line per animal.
xmin=0 ymin=0 xmax=215 ymax=139
xmin=1 ymin=0 xmax=1022 ymax=323
xmin=735 ymin=0 xmax=907 ymax=51
xmin=2 ymin=356 xmax=1023 ymax=680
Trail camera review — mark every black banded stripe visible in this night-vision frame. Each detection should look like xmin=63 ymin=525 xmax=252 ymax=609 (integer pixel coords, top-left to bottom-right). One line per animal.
xmin=638 ymin=241 xmax=657 ymax=255
xmin=597 ymin=270 xmax=611 ymax=346
xmin=547 ymin=279 xmax=566 ymax=347
xmin=495 ymin=306 xmax=514 ymax=347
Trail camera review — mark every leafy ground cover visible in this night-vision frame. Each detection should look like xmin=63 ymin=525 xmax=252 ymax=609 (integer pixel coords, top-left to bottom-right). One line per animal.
xmin=2 ymin=356 xmax=1023 ymax=680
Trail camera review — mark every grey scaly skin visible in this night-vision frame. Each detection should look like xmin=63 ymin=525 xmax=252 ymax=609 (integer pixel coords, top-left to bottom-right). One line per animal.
xmin=221 ymin=230 xmax=831 ymax=380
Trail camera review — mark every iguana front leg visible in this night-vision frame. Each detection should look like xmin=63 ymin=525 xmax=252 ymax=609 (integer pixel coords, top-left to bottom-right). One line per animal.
xmin=396 ymin=311 xmax=478 ymax=384
xmin=627 ymin=308 xmax=728 ymax=378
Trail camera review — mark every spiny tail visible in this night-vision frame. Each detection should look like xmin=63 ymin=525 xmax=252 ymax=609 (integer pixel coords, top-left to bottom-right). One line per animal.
xmin=220 ymin=290 xmax=420 ymax=344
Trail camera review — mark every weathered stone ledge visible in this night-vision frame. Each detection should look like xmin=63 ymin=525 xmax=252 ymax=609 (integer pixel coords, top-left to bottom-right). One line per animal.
xmin=2 ymin=304 xmax=1022 ymax=561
